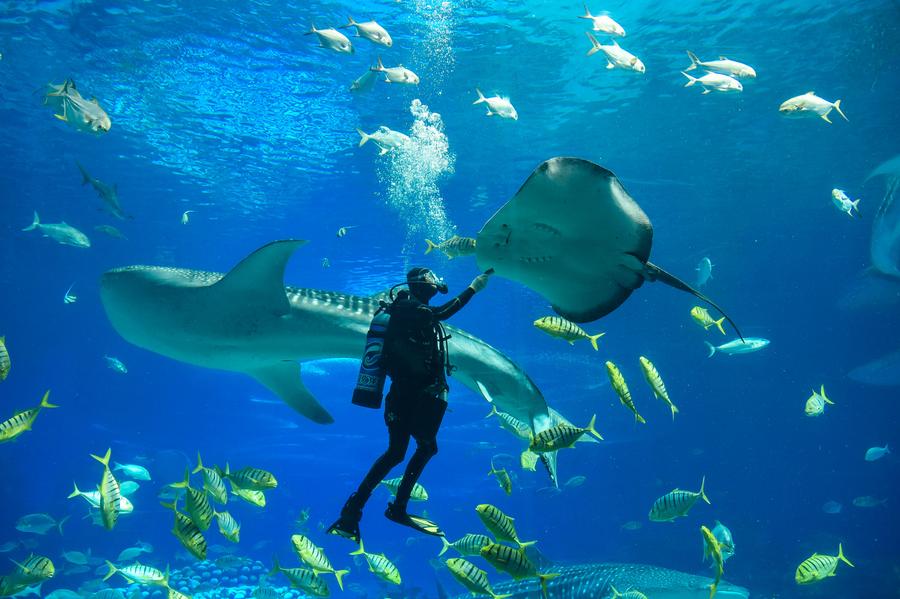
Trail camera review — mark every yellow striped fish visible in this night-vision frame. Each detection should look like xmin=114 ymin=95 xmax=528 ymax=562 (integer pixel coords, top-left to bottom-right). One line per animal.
xmin=291 ymin=533 xmax=349 ymax=590
xmin=0 ymin=390 xmax=58 ymax=443
xmin=193 ymin=452 xmax=228 ymax=504
xmin=486 ymin=405 xmax=532 ymax=441
xmin=529 ymin=415 xmax=603 ymax=453
xmin=804 ymin=385 xmax=834 ymax=417
xmin=269 ymin=556 xmax=330 ymax=597
xmin=219 ymin=463 xmax=277 ymax=490
xmin=103 ymin=561 xmax=168 ymax=587
xmin=475 ymin=504 xmax=534 ymax=549
xmin=487 ymin=459 xmax=513 ymax=495
xmin=534 ymin=316 xmax=605 ymax=351
xmin=649 ymin=476 xmax=710 ymax=522
xmin=350 ymin=540 xmax=401 ymax=584
xmin=480 ymin=543 xmax=558 ymax=598
xmin=610 ymin=586 xmax=649 ymax=599
xmin=380 ymin=477 xmax=428 ymax=501
xmin=231 ymin=485 xmax=266 ymax=507
xmin=160 ymin=498 xmax=207 ymax=560
xmin=638 ymin=357 xmax=678 ymax=420
xmin=605 ymin=361 xmax=646 ymax=424
xmin=170 ymin=469 xmax=214 ymax=531
xmin=795 ymin=543 xmax=853 ymax=585
xmin=700 ymin=525 xmax=724 ymax=599
xmin=168 ymin=588 xmax=191 ymax=599
xmin=0 ymin=336 xmax=10 ymax=381
xmin=9 ymin=554 xmax=55 ymax=586
xmin=91 ymin=448 xmax=121 ymax=531
xmin=446 ymin=557 xmax=511 ymax=599
xmin=424 ymin=235 xmax=477 ymax=259
xmin=439 ymin=533 xmax=493 ymax=557
xmin=214 ymin=510 xmax=240 ymax=543
xmin=690 ymin=306 xmax=726 ymax=335
xmin=520 ymin=450 xmax=539 ymax=471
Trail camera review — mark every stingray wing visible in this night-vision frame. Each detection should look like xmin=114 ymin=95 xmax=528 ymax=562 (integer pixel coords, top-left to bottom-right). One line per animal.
xmin=476 ymin=157 xmax=653 ymax=322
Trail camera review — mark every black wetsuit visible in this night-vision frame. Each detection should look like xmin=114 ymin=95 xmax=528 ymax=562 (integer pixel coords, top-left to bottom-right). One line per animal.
xmin=353 ymin=286 xmax=476 ymax=509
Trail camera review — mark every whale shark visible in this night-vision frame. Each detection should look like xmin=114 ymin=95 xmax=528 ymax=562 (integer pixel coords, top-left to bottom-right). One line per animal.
xmin=100 ymin=240 xmax=552 ymax=430
xmin=453 ymin=562 xmax=750 ymax=598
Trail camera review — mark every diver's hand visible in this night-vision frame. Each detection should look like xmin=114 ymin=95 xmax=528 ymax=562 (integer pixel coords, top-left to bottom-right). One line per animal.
xmin=469 ymin=272 xmax=491 ymax=293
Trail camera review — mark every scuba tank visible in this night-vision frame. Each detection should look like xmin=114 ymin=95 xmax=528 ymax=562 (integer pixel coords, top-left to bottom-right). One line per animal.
xmin=352 ymin=305 xmax=390 ymax=409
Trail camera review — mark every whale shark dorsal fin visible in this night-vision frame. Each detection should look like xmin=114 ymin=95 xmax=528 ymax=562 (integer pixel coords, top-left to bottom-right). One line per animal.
xmin=248 ymin=361 xmax=334 ymax=424
xmin=212 ymin=240 xmax=307 ymax=315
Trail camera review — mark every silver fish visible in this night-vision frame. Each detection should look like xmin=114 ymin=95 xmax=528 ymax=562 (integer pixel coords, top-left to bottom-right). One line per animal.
xmin=77 ymin=163 xmax=127 ymax=220
xmin=44 ymin=79 xmax=111 ymax=134
xmin=22 ymin=212 xmax=90 ymax=248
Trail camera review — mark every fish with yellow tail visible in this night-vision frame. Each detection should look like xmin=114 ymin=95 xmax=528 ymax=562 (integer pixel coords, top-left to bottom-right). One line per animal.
xmin=608 ymin=586 xmax=649 ymax=599
xmin=805 ymin=385 xmax=834 ymax=417
xmin=446 ymin=557 xmax=511 ymax=599
xmin=217 ymin=463 xmax=277 ymax=491
xmin=290 ymin=533 xmax=349 ymax=590
xmin=528 ymin=415 xmax=603 ymax=453
xmin=380 ymin=477 xmax=428 ymax=501
xmin=160 ymin=497 xmax=207 ymax=560
xmin=439 ymin=533 xmax=493 ymax=557
xmin=231 ymin=486 xmax=266 ymax=507
xmin=520 ymin=450 xmax=539 ymax=471
xmin=779 ymin=92 xmax=847 ymax=124
xmin=487 ymin=459 xmax=513 ymax=495
xmin=91 ymin=448 xmax=122 ymax=530
xmin=193 ymin=453 xmax=228 ymax=504
xmin=480 ymin=543 xmax=558 ymax=599
xmin=0 ymin=390 xmax=58 ymax=443
xmin=690 ymin=306 xmax=726 ymax=335
xmin=103 ymin=561 xmax=168 ymax=587
xmin=475 ymin=504 xmax=534 ymax=549
xmin=605 ymin=362 xmax=646 ymax=424
xmin=700 ymin=525 xmax=724 ymax=599
xmin=169 ymin=469 xmax=214 ymax=531
xmin=795 ymin=543 xmax=853 ymax=584
xmin=268 ymin=555 xmax=330 ymax=596
xmin=638 ymin=357 xmax=678 ymax=420
xmin=486 ymin=404 xmax=532 ymax=442
xmin=8 ymin=554 xmax=55 ymax=587
xmin=0 ymin=336 xmax=9 ymax=381
xmin=534 ymin=316 xmax=604 ymax=350
xmin=350 ymin=540 xmax=401 ymax=584
xmin=213 ymin=510 xmax=240 ymax=543
xmin=425 ymin=235 xmax=477 ymax=259
xmin=649 ymin=476 xmax=710 ymax=522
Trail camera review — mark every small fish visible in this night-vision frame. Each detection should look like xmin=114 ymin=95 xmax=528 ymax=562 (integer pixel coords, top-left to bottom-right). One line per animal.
xmin=94 ymin=225 xmax=128 ymax=240
xmin=113 ymin=462 xmax=149 ymax=480
xmin=119 ymin=480 xmax=140 ymax=496
xmin=685 ymin=51 xmax=756 ymax=79
xmin=61 ymin=550 xmax=90 ymax=565
xmin=486 ymin=404 xmax=532 ymax=442
xmin=219 ymin=464 xmax=278 ymax=490
xmin=425 ymin=235 xmax=477 ymax=259
xmin=804 ymin=385 xmax=834 ymax=417
xmin=564 ymin=475 xmax=587 ymax=488
xmin=357 ymin=125 xmax=410 ymax=156
xmin=9 ymin=554 xmax=55 ymax=586
xmin=852 ymin=495 xmax=887 ymax=508
xmin=779 ymin=92 xmax=848 ymax=124
xmin=116 ymin=545 xmax=151 ymax=563
xmin=821 ymin=500 xmax=843 ymax=514
xmin=339 ymin=16 xmax=392 ymax=47
xmin=710 ymin=520 xmax=735 ymax=562
xmin=43 ymin=79 xmax=111 ymax=134
xmin=103 ymin=562 xmax=168 ymax=587
xmin=473 ymin=88 xmax=518 ymax=120
xmin=696 ymin=257 xmax=713 ymax=287
xmin=0 ymin=336 xmax=9 ymax=381
xmin=682 ymin=71 xmax=742 ymax=94
xmin=290 ymin=534 xmax=348 ymax=590
xmin=22 ymin=212 xmax=90 ymax=248
xmin=180 ymin=210 xmax=194 ymax=225
xmin=91 ymin=448 xmax=122 ymax=531
xmin=579 ymin=6 xmax=626 ymax=36
xmin=439 ymin=533 xmax=493 ymax=557
xmin=529 ymin=415 xmax=603 ymax=452
xmin=638 ymin=356 xmax=677 ymax=420
xmin=865 ymin=445 xmax=889 ymax=461
xmin=231 ymin=486 xmax=266 ymax=507
xmin=831 ymin=189 xmax=861 ymax=218
xmin=295 ymin=508 xmax=311 ymax=529
xmin=63 ymin=284 xmax=77 ymax=304
xmin=350 ymin=68 xmax=377 ymax=93
xmin=0 ymin=541 xmax=19 ymax=553
xmin=585 ymin=34 xmax=645 ymax=73
xmin=214 ymin=511 xmax=241 ymax=543
xmin=705 ymin=337 xmax=770 ymax=357
xmin=321 ymin=258 xmax=330 ymax=269
xmin=350 ymin=540 xmax=401 ymax=585
xmin=700 ymin=525 xmax=724 ymax=598
xmin=475 ymin=504 xmax=534 ymax=549
xmin=380 ymin=477 xmax=428 ymax=501
xmin=169 ymin=468 xmax=214 ymax=531
xmin=67 ymin=482 xmax=101 ymax=508
xmin=649 ymin=476 xmax=710 ymax=522
xmin=193 ymin=452 xmax=228 ymax=504
xmin=16 ymin=512 xmax=66 ymax=536
xmin=620 ymin=520 xmax=642 ymax=531
xmin=104 ymin=356 xmax=128 ymax=374
xmin=690 ymin=306 xmax=726 ymax=335
xmin=606 ymin=362 xmax=646 ymax=424
xmin=487 ymin=459 xmax=513 ymax=495
xmin=609 ymin=586 xmax=649 ymax=599
xmin=520 ymin=450 xmax=539 ymax=471
xmin=479 ymin=543 xmax=557 ymax=596
xmin=336 ymin=225 xmax=357 ymax=238
xmin=446 ymin=557 xmax=508 ymax=599
xmin=534 ymin=316 xmax=604 ymax=350
xmin=159 ymin=498 xmax=208 ymax=560
xmin=77 ymin=163 xmax=127 ymax=220
xmin=371 ymin=56 xmax=420 ymax=85
xmin=795 ymin=543 xmax=853 ymax=585
xmin=304 ymin=24 xmax=354 ymax=54
xmin=1 ymin=390 xmax=59 ymax=444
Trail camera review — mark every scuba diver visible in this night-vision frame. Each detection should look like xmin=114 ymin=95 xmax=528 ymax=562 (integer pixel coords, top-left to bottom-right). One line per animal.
xmin=328 ymin=267 xmax=491 ymax=542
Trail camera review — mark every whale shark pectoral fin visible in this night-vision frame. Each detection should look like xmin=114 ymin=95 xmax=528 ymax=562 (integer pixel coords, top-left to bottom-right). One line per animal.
xmin=212 ymin=240 xmax=308 ymax=316
xmin=248 ymin=362 xmax=334 ymax=424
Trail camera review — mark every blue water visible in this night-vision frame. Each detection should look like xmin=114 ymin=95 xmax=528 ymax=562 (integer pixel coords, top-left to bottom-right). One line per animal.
xmin=1 ymin=0 xmax=899 ymax=597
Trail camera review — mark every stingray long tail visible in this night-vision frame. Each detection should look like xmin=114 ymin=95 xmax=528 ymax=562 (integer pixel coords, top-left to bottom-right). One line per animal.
xmin=644 ymin=262 xmax=744 ymax=340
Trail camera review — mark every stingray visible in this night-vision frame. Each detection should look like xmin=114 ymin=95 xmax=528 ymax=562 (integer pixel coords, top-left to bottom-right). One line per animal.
xmin=476 ymin=157 xmax=740 ymax=333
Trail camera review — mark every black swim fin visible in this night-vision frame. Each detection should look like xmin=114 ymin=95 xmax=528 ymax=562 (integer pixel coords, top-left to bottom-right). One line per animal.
xmin=327 ymin=516 xmax=361 ymax=543
xmin=385 ymin=503 xmax=444 ymax=537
